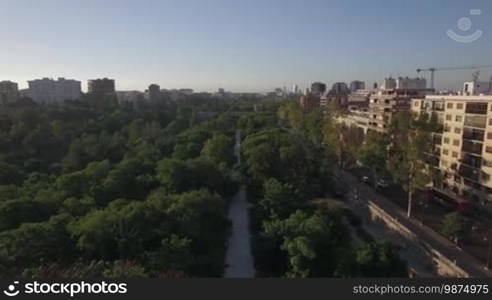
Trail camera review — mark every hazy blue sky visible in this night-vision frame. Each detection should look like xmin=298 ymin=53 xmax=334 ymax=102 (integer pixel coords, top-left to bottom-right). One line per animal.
xmin=1 ymin=0 xmax=491 ymax=92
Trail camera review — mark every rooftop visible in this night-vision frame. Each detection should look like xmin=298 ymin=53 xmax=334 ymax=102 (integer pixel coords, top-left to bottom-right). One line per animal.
xmin=425 ymin=95 xmax=492 ymax=101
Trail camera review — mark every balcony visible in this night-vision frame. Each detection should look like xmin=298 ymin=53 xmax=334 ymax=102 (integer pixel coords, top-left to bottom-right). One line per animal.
xmin=458 ymin=164 xmax=480 ymax=182
xmin=462 ymin=128 xmax=484 ymax=141
xmin=464 ymin=115 xmax=487 ymax=129
xmin=462 ymin=140 xmax=483 ymax=155
xmin=460 ymin=153 xmax=482 ymax=169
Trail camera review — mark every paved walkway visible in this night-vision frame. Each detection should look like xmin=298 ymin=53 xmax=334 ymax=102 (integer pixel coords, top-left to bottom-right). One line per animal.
xmin=335 ymin=167 xmax=492 ymax=278
xmin=224 ymin=130 xmax=255 ymax=278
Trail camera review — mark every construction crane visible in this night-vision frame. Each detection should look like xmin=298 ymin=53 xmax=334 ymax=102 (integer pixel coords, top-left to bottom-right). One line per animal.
xmin=416 ymin=65 xmax=492 ymax=89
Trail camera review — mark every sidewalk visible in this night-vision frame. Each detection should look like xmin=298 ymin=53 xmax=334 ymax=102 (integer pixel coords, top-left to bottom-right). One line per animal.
xmin=334 ymin=167 xmax=492 ymax=278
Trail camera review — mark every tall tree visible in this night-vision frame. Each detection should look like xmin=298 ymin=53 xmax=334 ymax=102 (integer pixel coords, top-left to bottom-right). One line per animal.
xmin=388 ymin=112 xmax=433 ymax=218
xmin=441 ymin=212 xmax=470 ymax=245
xmin=260 ymin=178 xmax=299 ymax=220
xmin=323 ymin=118 xmax=343 ymax=166
xmin=358 ymin=131 xmax=389 ymax=187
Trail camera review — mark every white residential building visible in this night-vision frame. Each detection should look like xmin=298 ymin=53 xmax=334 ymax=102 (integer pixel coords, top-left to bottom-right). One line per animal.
xmin=28 ymin=77 xmax=81 ymax=103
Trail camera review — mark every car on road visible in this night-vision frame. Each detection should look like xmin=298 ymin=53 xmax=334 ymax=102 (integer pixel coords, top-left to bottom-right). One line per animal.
xmin=361 ymin=176 xmax=370 ymax=183
xmin=376 ymin=179 xmax=389 ymax=188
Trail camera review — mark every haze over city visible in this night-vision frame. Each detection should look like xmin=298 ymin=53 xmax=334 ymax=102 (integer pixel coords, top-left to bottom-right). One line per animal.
xmin=1 ymin=0 xmax=491 ymax=92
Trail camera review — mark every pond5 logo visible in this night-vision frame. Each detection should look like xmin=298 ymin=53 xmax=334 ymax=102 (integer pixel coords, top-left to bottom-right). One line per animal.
xmin=3 ymin=281 xmax=20 ymax=297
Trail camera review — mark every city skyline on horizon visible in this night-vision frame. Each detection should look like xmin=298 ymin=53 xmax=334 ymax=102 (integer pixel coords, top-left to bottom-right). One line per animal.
xmin=1 ymin=0 xmax=491 ymax=93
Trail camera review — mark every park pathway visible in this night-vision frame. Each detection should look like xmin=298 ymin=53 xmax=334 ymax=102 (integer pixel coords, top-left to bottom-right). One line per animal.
xmin=224 ymin=130 xmax=255 ymax=278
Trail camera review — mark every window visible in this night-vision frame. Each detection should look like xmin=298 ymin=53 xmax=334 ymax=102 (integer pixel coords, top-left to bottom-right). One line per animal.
xmin=487 ymin=146 xmax=492 ymax=154
xmin=453 ymin=139 xmax=460 ymax=146
xmin=446 ymin=114 xmax=452 ymax=121
xmin=466 ymin=102 xmax=488 ymax=114
xmin=452 ymin=151 xmax=459 ymax=158
xmin=447 ymin=103 xmax=453 ymax=109
xmin=488 ymin=132 xmax=492 ymax=140
xmin=457 ymin=103 xmax=463 ymax=109
xmin=414 ymin=101 xmax=419 ymax=107
xmin=442 ymin=149 xmax=449 ymax=155
xmin=434 ymin=102 xmax=445 ymax=111
xmin=443 ymin=137 xmax=450 ymax=144
xmin=455 ymin=115 xmax=462 ymax=122
xmin=454 ymin=128 xmax=462 ymax=134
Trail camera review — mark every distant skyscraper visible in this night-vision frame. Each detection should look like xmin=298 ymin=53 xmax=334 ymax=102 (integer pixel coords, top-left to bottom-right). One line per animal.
xmin=331 ymin=82 xmax=349 ymax=94
xmin=292 ymin=84 xmax=299 ymax=94
xmin=0 ymin=81 xmax=19 ymax=105
xmin=349 ymin=80 xmax=365 ymax=93
xmin=310 ymin=82 xmax=326 ymax=96
xmin=28 ymin=77 xmax=80 ymax=103
xmin=88 ymin=78 xmax=115 ymax=94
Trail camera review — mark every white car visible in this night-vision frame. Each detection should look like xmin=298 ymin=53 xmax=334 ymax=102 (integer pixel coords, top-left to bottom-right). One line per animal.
xmin=376 ymin=179 xmax=389 ymax=188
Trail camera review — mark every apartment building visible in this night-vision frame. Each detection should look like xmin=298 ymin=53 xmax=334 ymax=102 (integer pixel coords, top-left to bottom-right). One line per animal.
xmin=88 ymin=78 xmax=115 ymax=94
xmin=412 ymin=95 xmax=492 ymax=207
xmin=350 ymin=80 xmax=365 ymax=93
xmin=0 ymin=81 xmax=19 ymax=104
xmin=339 ymin=77 xmax=433 ymax=133
xmin=300 ymin=93 xmax=320 ymax=113
xmin=116 ymin=90 xmax=145 ymax=103
xmin=320 ymin=82 xmax=350 ymax=112
xmin=27 ymin=77 xmax=81 ymax=103
xmin=147 ymin=84 xmax=161 ymax=102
